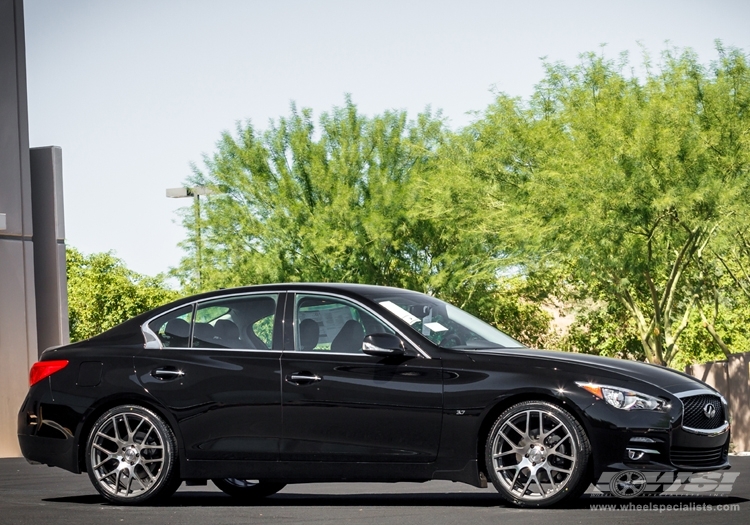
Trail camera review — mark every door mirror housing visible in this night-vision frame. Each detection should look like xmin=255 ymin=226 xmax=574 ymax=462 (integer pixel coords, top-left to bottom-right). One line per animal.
xmin=362 ymin=333 xmax=405 ymax=357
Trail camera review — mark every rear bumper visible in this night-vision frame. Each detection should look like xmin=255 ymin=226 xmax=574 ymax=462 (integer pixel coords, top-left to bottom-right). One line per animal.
xmin=17 ymin=434 xmax=79 ymax=473
xmin=17 ymin=389 xmax=81 ymax=474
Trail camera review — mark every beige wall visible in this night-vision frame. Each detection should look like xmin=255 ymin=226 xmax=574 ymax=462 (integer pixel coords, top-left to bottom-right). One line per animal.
xmin=686 ymin=352 xmax=750 ymax=453
xmin=0 ymin=0 xmax=35 ymax=458
xmin=0 ymin=242 xmax=37 ymax=457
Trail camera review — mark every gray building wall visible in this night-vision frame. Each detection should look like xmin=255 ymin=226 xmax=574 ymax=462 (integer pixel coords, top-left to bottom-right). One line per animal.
xmin=0 ymin=0 xmax=38 ymax=457
xmin=0 ymin=0 xmax=69 ymax=457
xmin=30 ymin=146 xmax=69 ymax=353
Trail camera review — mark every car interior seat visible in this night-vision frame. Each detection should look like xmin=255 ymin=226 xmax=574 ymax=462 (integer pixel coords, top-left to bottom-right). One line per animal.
xmin=330 ymin=320 xmax=365 ymax=354
xmin=299 ymin=318 xmax=320 ymax=351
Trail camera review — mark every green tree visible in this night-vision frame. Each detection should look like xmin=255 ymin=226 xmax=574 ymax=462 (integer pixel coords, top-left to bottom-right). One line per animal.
xmin=175 ymin=98 xmax=449 ymax=292
xmin=67 ymin=247 xmax=178 ymax=341
xmin=173 ymin=98 xmax=553 ymax=346
xmin=471 ymin=46 xmax=750 ymax=366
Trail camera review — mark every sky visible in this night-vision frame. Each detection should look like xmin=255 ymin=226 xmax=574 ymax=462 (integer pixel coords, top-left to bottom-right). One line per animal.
xmin=23 ymin=0 xmax=750 ymax=281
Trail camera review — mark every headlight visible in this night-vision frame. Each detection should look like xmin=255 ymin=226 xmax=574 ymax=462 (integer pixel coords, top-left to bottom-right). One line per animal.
xmin=576 ymin=382 xmax=666 ymax=411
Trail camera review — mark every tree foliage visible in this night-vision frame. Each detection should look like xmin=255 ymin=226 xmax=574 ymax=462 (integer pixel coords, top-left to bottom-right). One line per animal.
xmin=470 ymin=45 xmax=750 ymax=366
xmin=67 ymin=247 xmax=178 ymax=341
xmin=173 ymin=97 xmax=553 ymax=346
xmin=171 ymin=45 xmax=750 ymax=368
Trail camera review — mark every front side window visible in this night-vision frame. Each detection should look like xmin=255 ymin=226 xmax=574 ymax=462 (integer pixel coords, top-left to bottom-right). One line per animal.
xmin=295 ymin=294 xmax=393 ymax=354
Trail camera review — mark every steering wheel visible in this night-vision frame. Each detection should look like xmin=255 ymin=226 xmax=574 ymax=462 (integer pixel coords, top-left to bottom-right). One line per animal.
xmin=440 ymin=331 xmax=463 ymax=348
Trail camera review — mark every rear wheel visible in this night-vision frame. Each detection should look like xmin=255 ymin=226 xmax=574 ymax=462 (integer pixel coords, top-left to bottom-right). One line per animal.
xmin=486 ymin=401 xmax=590 ymax=508
xmin=212 ymin=478 xmax=286 ymax=499
xmin=85 ymin=405 xmax=180 ymax=504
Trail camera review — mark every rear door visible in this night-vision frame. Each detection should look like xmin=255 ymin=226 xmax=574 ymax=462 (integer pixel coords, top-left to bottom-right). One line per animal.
xmin=280 ymin=292 xmax=443 ymax=462
xmin=135 ymin=292 xmax=284 ymax=461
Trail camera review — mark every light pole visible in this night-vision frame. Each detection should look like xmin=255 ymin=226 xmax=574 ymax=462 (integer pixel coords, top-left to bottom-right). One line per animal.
xmin=166 ymin=186 xmax=214 ymax=290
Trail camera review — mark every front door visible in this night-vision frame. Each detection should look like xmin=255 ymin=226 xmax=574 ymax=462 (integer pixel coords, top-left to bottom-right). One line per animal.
xmin=280 ymin=292 xmax=443 ymax=462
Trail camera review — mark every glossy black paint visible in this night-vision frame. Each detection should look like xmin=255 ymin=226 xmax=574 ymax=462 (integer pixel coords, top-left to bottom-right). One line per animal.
xmin=18 ymin=283 xmax=730 ymax=488
xmin=280 ymin=352 xmax=443 ymax=462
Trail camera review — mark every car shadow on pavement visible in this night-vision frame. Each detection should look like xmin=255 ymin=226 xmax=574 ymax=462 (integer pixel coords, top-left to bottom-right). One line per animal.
xmin=44 ymin=492 xmax=507 ymax=508
xmin=42 ymin=492 xmax=748 ymax=509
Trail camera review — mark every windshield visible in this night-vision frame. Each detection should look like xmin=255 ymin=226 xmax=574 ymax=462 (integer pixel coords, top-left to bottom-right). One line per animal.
xmin=362 ymin=288 xmax=524 ymax=349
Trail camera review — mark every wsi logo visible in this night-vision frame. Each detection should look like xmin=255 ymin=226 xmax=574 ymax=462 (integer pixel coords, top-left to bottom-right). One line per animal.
xmin=588 ymin=471 xmax=740 ymax=498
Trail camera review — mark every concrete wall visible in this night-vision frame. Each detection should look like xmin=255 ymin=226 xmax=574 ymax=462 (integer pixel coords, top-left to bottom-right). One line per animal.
xmin=0 ymin=0 xmax=38 ymax=457
xmin=686 ymin=352 xmax=750 ymax=453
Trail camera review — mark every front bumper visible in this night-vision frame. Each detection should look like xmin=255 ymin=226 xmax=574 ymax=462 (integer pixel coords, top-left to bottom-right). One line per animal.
xmin=583 ymin=401 xmax=730 ymax=476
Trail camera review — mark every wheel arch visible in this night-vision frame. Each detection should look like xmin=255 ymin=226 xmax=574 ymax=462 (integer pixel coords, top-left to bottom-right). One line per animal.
xmin=475 ymin=391 xmax=592 ymax=481
xmin=75 ymin=394 xmax=185 ymax=475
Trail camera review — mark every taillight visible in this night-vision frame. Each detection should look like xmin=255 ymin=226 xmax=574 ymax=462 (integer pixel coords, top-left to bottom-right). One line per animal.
xmin=29 ymin=360 xmax=69 ymax=386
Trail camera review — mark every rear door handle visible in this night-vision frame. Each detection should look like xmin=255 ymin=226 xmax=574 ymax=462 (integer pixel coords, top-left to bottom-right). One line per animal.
xmin=151 ymin=367 xmax=185 ymax=380
xmin=286 ymin=372 xmax=322 ymax=385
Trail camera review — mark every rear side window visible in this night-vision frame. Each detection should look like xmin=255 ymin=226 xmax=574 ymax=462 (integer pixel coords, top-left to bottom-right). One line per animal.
xmin=192 ymin=294 xmax=278 ymax=350
xmin=148 ymin=305 xmax=193 ymax=348
xmin=147 ymin=294 xmax=279 ymax=350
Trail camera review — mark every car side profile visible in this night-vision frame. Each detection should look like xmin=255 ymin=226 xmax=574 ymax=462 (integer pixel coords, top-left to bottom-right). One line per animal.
xmin=18 ymin=283 xmax=730 ymax=507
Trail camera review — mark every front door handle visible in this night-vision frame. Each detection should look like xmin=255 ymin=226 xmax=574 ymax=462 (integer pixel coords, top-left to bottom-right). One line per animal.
xmin=151 ymin=367 xmax=185 ymax=381
xmin=286 ymin=372 xmax=322 ymax=385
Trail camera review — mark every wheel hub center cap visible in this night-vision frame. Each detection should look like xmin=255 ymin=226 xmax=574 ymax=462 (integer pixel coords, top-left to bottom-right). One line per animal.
xmin=123 ymin=446 xmax=139 ymax=464
xmin=527 ymin=445 xmax=545 ymax=464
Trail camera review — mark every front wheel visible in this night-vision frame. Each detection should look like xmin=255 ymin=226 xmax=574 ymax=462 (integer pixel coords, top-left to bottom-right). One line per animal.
xmin=485 ymin=401 xmax=590 ymax=508
xmin=85 ymin=405 xmax=180 ymax=504
xmin=212 ymin=478 xmax=286 ymax=499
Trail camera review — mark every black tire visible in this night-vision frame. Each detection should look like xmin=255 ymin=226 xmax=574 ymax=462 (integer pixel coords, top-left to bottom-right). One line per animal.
xmin=485 ymin=401 xmax=590 ymax=508
xmin=85 ymin=405 xmax=180 ymax=505
xmin=212 ymin=478 xmax=286 ymax=499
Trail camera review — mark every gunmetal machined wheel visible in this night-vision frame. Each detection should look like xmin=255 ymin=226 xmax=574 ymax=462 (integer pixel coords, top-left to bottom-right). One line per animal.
xmin=486 ymin=401 xmax=590 ymax=508
xmin=85 ymin=405 xmax=179 ymax=504
xmin=212 ymin=478 xmax=286 ymax=499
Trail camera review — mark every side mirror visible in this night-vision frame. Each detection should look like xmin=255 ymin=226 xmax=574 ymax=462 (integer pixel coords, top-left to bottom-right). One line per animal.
xmin=362 ymin=333 xmax=405 ymax=357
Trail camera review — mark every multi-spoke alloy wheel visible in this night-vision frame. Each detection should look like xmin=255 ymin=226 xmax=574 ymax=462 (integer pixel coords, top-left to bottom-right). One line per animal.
xmin=86 ymin=405 xmax=179 ymax=504
xmin=486 ymin=401 xmax=590 ymax=507
xmin=212 ymin=478 xmax=286 ymax=499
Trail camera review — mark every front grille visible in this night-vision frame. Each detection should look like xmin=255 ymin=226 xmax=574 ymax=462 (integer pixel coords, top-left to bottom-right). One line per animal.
xmin=670 ymin=445 xmax=727 ymax=468
xmin=681 ymin=394 xmax=724 ymax=430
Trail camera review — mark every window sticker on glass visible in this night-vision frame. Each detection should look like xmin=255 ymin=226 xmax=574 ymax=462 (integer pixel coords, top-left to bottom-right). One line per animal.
xmin=380 ymin=301 xmax=421 ymax=325
xmin=424 ymin=322 xmax=449 ymax=332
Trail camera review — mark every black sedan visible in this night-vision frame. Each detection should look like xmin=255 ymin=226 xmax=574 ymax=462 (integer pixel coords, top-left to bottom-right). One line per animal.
xmin=18 ymin=283 xmax=730 ymax=507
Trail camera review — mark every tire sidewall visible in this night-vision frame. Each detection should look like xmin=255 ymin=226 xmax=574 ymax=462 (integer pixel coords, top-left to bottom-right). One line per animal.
xmin=85 ymin=404 xmax=178 ymax=505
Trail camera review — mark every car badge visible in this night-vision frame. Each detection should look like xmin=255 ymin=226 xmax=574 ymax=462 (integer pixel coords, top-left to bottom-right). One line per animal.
xmin=703 ymin=403 xmax=716 ymax=418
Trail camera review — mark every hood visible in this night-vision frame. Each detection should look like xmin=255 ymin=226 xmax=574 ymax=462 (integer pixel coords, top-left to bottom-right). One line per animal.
xmin=473 ymin=348 xmax=708 ymax=394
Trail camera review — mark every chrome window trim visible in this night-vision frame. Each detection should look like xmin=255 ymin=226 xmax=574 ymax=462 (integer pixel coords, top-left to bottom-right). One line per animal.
xmin=138 ymin=346 xmax=283 ymax=354
xmin=140 ymin=290 xmax=282 ymax=350
xmin=288 ymin=350 xmax=395 ymax=358
xmin=287 ymin=289 xmax=431 ymax=359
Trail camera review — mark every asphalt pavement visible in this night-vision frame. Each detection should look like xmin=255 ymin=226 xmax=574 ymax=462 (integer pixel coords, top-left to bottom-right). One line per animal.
xmin=0 ymin=456 xmax=748 ymax=525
